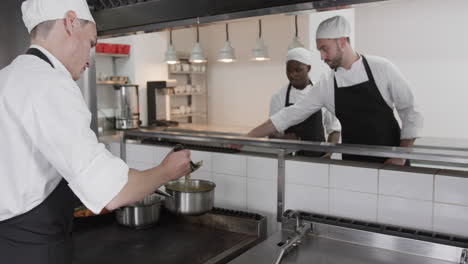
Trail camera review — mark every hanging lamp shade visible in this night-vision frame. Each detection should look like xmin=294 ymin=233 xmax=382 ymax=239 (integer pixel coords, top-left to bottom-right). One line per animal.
xmin=190 ymin=20 xmax=207 ymax=63
xmin=288 ymin=36 xmax=304 ymax=50
xmin=288 ymin=15 xmax=304 ymax=50
xmin=252 ymin=38 xmax=270 ymax=61
xmin=189 ymin=42 xmax=207 ymax=63
xmin=217 ymin=24 xmax=236 ymax=63
xmin=165 ymin=29 xmax=179 ymax=64
xmin=218 ymin=41 xmax=236 ymax=63
xmin=165 ymin=44 xmax=179 ymax=64
xmin=251 ymin=19 xmax=270 ymax=61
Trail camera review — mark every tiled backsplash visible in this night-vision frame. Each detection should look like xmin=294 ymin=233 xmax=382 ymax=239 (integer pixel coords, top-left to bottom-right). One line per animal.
xmin=105 ymin=142 xmax=468 ymax=237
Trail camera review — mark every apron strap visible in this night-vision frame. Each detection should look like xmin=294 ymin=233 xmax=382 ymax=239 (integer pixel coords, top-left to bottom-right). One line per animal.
xmin=26 ymin=48 xmax=54 ymax=69
xmin=285 ymin=80 xmax=312 ymax=107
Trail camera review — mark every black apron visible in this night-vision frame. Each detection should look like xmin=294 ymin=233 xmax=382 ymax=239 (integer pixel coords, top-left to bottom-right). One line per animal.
xmin=334 ymin=55 xmax=407 ymax=164
xmin=0 ymin=48 xmax=76 ymax=264
xmin=284 ymin=81 xmax=326 ymax=157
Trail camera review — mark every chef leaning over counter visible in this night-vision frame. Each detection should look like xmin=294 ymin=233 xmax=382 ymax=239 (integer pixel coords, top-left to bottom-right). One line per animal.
xmin=269 ymin=47 xmax=341 ymax=157
xmin=0 ymin=0 xmax=191 ymax=263
xmin=247 ymin=15 xmax=424 ymax=165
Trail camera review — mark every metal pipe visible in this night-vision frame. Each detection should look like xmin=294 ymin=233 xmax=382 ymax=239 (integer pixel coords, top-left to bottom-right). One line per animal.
xmin=277 ymin=149 xmax=286 ymax=222
xmin=123 ymin=129 xmax=468 ymax=165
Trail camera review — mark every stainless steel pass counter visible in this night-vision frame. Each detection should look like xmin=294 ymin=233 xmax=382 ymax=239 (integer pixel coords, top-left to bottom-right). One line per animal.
xmin=229 ymin=211 xmax=467 ymax=264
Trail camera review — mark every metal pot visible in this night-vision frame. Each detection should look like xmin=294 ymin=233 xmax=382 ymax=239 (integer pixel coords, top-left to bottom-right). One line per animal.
xmin=157 ymin=179 xmax=215 ymax=216
xmin=115 ymin=193 xmax=161 ymax=228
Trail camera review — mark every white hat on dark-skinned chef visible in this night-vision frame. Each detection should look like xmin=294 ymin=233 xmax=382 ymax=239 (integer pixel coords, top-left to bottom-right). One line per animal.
xmin=22 ymin=0 xmax=95 ymax=34
xmin=316 ymin=15 xmax=351 ymax=39
xmin=286 ymin=47 xmax=313 ymax=66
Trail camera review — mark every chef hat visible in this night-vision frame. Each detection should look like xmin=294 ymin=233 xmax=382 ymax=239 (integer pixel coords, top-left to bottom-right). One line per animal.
xmin=287 ymin=47 xmax=313 ymax=66
xmin=316 ymin=16 xmax=351 ymax=39
xmin=22 ymin=0 xmax=95 ymax=34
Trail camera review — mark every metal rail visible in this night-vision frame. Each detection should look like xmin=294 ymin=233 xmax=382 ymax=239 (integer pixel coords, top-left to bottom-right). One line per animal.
xmin=123 ymin=129 xmax=468 ymax=165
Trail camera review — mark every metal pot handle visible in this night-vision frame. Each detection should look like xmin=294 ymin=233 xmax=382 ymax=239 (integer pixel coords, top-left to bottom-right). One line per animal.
xmin=154 ymin=189 xmax=173 ymax=198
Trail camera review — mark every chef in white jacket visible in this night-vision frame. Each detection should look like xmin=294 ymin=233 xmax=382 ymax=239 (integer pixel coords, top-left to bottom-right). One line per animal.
xmin=269 ymin=47 xmax=341 ymax=157
xmin=0 ymin=0 xmax=190 ymax=263
xmin=247 ymin=16 xmax=423 ymax=165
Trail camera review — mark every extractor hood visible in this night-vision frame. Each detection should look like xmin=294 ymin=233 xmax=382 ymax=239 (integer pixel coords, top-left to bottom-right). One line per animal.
xmin=88 ymin=0 xmax=390 ymax=37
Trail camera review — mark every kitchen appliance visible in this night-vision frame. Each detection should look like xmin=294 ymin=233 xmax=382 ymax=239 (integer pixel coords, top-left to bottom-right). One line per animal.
xmin=114 ymin=84 xmax=140 ymax=129
xmin=114 ymin=193 xmax=161 ymax=228
xmin=147 ymin=80 xmax=177 ymax=126
xmin=73 ymin=208 xmax=267 ymax=264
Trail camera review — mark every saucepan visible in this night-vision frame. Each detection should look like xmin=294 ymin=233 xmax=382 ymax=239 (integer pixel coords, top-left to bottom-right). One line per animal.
xmin=115 ymin=193 xmax=161 ymax=228
xmin=155 ymin=144 xmax=216 ymax=216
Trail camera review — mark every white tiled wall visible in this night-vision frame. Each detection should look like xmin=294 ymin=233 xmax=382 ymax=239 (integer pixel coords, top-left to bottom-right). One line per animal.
xmin=212 ymin=153 xmax=247 ymax=177
xmin=286 ymin=160 xmax=328 ymax=187
xmin=330 ymin=189 xmax=378 ymax=222
xmin=330 ymin=164 xmax=378 ymax=193
xmin=435 ymin=172 xmax=468 ymax=206
xmin=379 ymin=168 xmax=434 ymax=201
xmin=213 ymin=173 xmax=247 ymax=211
xmin=285 ymin=184 xmax=329 ymax=215
xmin=378 ymin=195 xmax=433 ymax=230
xmin=434 ymin=203 xmax=468 ymax=237
xmin=105 ymin=142 xmax=468 ymax=238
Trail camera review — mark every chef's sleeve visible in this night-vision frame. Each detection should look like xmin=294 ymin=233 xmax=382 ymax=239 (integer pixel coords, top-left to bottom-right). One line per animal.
xmin=270 ymin=82 xmax=324 ymax=133
xmin=269 ymin=92 xmax=282 ymax=116
xmin=322 ymin=108 xmax=341 ymax=135
xmin=23 ymin=77 xmax=128 ymax=214
xmin=385 ymin=61 xmax=424 ymax=139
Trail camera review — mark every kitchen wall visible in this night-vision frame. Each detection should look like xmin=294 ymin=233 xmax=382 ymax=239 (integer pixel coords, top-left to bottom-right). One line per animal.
xmin=108 ymin=142 xmax=468 ymax=237
xmin=355 ymin=0 xmax=468 ymax=139
xmin=97 ymin=32 xmax=168 ymax=126
xmin=171 ymin=14 xmax=311 ymax=128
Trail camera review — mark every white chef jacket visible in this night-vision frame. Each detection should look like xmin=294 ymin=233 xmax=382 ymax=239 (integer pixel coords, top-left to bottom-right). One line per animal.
xmin=0 ymin=45 xmax=128 ymax=221
xmin=269 ymin=83 xmax=341 ymax=136
xmin=270 ymin=55 xmax=423 ymax=140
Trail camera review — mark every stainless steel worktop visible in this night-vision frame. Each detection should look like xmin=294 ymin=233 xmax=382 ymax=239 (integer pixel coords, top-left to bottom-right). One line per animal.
xmin=118 ymin=128 xmax=468 ymax=165
xmin=229 ymin=210 xmax=468 ymax=264
xmin=229 ymin=231 xmax=453 ymax=264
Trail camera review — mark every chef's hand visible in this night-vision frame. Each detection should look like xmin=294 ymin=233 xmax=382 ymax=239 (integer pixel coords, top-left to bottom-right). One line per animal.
xmin=160 ymin=149 xmax=191 ymax=182
xmin=280 ymin=133 xmax=299 ymax=140
xmin=384 ymin=158 xmax=406 ymax=166
xmin=321 ymin=153 xmax=333 ymax=159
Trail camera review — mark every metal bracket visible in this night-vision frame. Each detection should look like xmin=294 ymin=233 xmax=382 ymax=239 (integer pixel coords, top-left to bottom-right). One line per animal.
xmin=460 ymin=249 xmax=468 ymax=264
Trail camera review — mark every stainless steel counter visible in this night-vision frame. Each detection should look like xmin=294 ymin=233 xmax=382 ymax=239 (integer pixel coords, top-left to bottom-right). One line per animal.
xmin=119 ymin=128 xmax=468 ymax=165
xmin=229 ymin=211 xmax=467 ymax=264
xmin=229 ymin=231 xmax=453 ymax=264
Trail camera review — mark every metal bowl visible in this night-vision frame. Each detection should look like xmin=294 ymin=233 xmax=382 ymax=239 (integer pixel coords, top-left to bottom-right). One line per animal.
xmin=163 ymin=179 xmax=216 ymax=216
xmin=115 ymin=193 xmax=161 ymax=228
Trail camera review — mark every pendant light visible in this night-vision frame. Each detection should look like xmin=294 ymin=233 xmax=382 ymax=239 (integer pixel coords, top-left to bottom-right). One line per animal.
xmin=189 ymin=18 xmax=207 ymax=64
xmin=251 ymin=19 xmax=270 ymax=61
xmin=217 ymin=23 xmax=236 ymax=63
xmin=165 ymin=28 xmax=179 ymax=64
xmin=288 ymin=15 xmax=304 ymax=50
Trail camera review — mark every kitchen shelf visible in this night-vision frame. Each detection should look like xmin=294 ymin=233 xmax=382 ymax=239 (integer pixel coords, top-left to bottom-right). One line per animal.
xmin=171 ymin=112 xmax=207 ymax=118
xmin=168 ymin=71 xmax=206 ymax=75
xmin=96 ymin=52 xmax=129 ymax=58
xmin=97 ymin=81 xmax=128 ymax=85
xmin=161 ymin=92 xmax=205 ymax=96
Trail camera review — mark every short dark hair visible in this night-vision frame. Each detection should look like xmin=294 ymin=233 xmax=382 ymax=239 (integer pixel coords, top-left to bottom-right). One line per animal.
xmin=30 ymin=19 xmax=90 ymax=40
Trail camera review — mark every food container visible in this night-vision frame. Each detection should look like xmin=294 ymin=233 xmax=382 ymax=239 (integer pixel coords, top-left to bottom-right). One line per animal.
xmin=161 ymin=179 xmax=215 ymax=216
xmin=115 ymin=194 xmax=161 ymax=228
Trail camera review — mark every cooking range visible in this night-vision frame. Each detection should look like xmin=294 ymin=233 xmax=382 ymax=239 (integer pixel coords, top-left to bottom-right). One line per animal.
xmin=72 ymin=208 xmax=266 ymax=264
